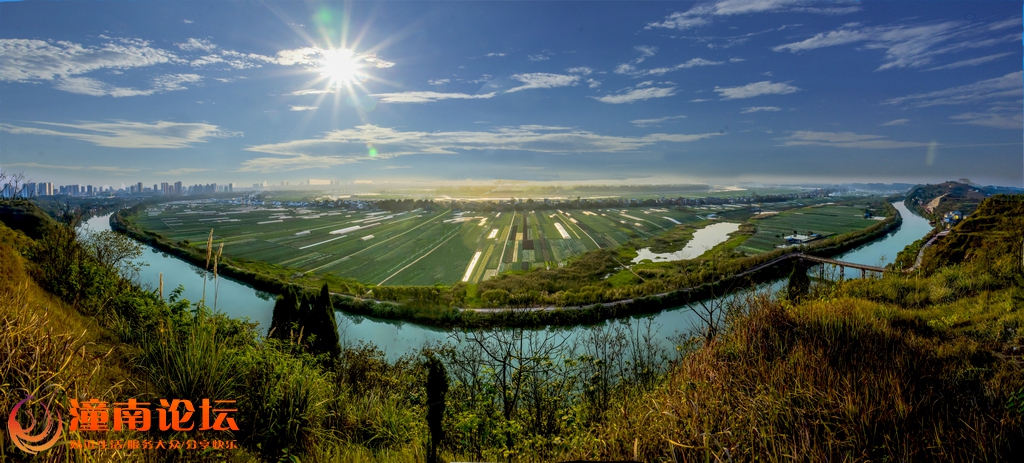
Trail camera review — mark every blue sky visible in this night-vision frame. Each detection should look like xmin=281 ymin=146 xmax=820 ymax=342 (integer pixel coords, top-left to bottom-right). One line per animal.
xmin=1 ymin=0 xmax=1021 ymax=188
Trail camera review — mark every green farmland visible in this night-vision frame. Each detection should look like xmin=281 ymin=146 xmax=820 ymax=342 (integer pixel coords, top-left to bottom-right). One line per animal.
xmin=738 ymin=203 xmax=885 ymax=254
xmin=127 ymin=198 xmax=887 ymax=286
xmin=129 ymin=202 xmax=707 ymax=286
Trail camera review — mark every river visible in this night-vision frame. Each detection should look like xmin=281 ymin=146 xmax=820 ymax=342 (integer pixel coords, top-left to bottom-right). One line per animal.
xmin=81 ymin=201 xmax=931 ymax=359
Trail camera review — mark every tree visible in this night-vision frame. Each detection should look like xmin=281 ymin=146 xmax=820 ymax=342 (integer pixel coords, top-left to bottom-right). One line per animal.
xmin=425 ymin=354 xmax=448 ymax=463
xmin=269 ymin=287 xmax=301 ymax=340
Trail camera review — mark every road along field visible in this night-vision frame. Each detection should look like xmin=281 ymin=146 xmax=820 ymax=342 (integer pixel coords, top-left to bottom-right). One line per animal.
xmin=129 ymin=200 xmax=882 ymax=286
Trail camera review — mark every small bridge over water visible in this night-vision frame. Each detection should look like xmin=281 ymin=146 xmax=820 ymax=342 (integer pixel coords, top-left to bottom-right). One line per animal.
xmin=796 ymin=254 xmax=890 ymax=278
xmin=736 ymin=251 xmax=894 ymax=281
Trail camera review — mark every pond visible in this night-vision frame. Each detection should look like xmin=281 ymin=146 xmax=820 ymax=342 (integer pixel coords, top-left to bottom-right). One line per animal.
xmin=633 ymin=221 xmax=741 ymax=263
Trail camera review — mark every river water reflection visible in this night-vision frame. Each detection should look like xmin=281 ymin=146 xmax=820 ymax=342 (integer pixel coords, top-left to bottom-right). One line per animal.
xmin=82 ymin=201 xmax=930 ymax=359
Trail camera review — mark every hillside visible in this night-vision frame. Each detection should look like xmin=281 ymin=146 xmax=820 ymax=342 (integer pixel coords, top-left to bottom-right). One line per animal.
xmin=904 ymin=180 xmax=1018 ymax=219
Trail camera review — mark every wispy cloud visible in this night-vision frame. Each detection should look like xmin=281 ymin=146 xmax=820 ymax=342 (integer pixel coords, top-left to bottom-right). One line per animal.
xmin=566 ymin=67 xmax=594 ymax=75
xmin=883 ymin=71 xmax=1022 ymax=107
xmin=778 ymin=130 xmax=930 ymax=149
xmin=157 ymin=167 xmax=211 ymax=175
xmin=740 ymin=106 xmax=781 ymax=113
xmin=53 ymin=74 xmax=202 ymax=97
xmin=485 ymin=52 xmax=506 ymax=57
xmin=506 ymin=73 xmax=580 ymax=93
xmin=630 ymin=115 xmax=687 ymax=127
xmin=615 ymin=58 xmax=725 ymax=77
xmin=0 ymin=120 xmax=241 ymax=149
xmin=950 ymin=106 xmax=1023 ymax=130
xmin=925 ymin=52 xmax=1015 ymax=71
xmin=527 ymin=53 xmax=550 ymax=62
xmin=880 ymin=118 xmax=910 ymax=126
xmin=4 ymin=162 xmax=141 ymax=174
xmin=714 ymin=81 xmax=799 ymax=99
xmin=371 ymin=91 xmax=497 ymax=104
xmin=0 ymin=37 xmax=182 ymax=83
xmin=289 ymin=105 xmax=317 ymax=111
xmin=647 ymin=0 xmax=858 ymax=30
xmin=427 ymin=78 xmax=450 ymax=85
xmin=773 ymin=17 xmax=1020 ymax=71
xmin=592 ymin=87 xmax=677 ymax=104
xmin=241 ymin=124 xmax=722 ymax=171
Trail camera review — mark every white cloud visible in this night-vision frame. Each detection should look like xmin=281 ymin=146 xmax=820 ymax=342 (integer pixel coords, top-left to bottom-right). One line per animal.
xmin=879 ymin=119 xmax=910 ymax=126
xmin=773 ymin=17 xmax=1020 ymax=71
xmin=566 ymin=66 xmax=594 ymax=75
xmin=527 ymin=54 xmax=550 ymax=62
xmin=777 ymin=130 xmax=930 ymax=149
xmin=182 ymin=19 xmax=194 ymax=24
xmin=615 ymin=58 xmax=725 ymax=77
xmin=157 ymin=167 xmax=210 ymax=175
xmin=714 ymin=81 xmax=799 ymax=99
xmin=630 ymin=115 xmax=687 ymax=127
xmin=925 ymin=52 xmax=1014 ymax=71
xmin=240 ymin=124 xmax=722 ymax=171
xmin=485 ymin=52 xmax=506 ymax=57
xmin=950 ymin=106 xmax=1023 ymax=130
xmin=634 ymin=45 xmax=658 ymax=63
xmin=587 ymin=78 xmax=601 ymax=88
xmin=646 ymin=0 xmax=857 ymax=30
xmin=176 ymin=38 xmax=217 ymax=53
xmin=883 ymin=71 xmax=1022 ymax=107
xmin=592 ymin=87 xmax=676 ymax=104
xmin=0 ymin=37 xmax=182 ymax=82
xmin=289 ymin=105 xmax=317 ymax=111
xmin=740 ymin=106 xmax=782 ymax=113
xmin=690 ymin=98 xmax=711 ymax=102
xmin=5 ymin=162 xmax=141 ymax=174
xmin=427 ymin=78 xmax=450 ymax=85
xmin=52 ymin=73 xmax=202 ymax=97
xmin=506 ymin=73 xmax=579 ymax=93
xmin=371 ymin=91 xmax=497 ymax=104
xmin=291 ymin=88 xmax=334 ymax=96
xmin=0 ymin=120 xmax=240 ymax=149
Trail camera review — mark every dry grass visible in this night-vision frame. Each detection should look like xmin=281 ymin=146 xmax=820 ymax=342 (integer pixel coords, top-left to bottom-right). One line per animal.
xmin=580 ymin=294 xmax=1024 ymax=462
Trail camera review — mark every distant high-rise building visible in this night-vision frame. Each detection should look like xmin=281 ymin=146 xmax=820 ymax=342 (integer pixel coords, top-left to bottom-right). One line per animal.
xmin=174 ymin=181 xmax=182 ymax=195
xmin=227 ymin=183 xmax=234 ymax=192
xmin=136 ymin=182 xmax=143 ymax=194
xmin=161 ymin=182 xmax=169 ymax=195
xmin=153 ymin=184 xmax=158 ymax=193
xmin=86 ymin=185 xmax=94 ymax=196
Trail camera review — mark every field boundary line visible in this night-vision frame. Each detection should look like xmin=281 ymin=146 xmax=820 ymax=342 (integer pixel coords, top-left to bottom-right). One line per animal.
xmin=305 ymin=210 xmax=450 ymax=274
xmin=558 ymin=213 xmax=599 ymax=248
xmin=496 ymin=210 xmax=517 ymax=272
xmin=378 ymin=228 xmax=461 ymax=285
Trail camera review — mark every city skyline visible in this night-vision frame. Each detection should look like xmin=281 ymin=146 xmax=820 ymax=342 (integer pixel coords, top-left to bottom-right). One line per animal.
xmin=1 ymin=1 xmax=1021 ymax=187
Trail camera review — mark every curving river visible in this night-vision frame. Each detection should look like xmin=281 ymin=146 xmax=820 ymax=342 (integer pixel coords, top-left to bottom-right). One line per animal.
xmin=81 ymin=201 xmax=931 ymax=359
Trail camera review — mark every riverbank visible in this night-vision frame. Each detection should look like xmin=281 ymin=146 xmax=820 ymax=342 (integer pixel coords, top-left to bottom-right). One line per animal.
xmin=111 ymin=200 xmax=903 ymax=328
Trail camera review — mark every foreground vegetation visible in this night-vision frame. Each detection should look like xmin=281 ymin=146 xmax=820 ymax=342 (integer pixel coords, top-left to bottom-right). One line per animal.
xmin=4 ymin=194 xmax=1024 ymax=461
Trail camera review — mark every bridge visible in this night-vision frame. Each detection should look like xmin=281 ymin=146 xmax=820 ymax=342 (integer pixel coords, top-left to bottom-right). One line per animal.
xmin=796 ymin=253 xmax=891 ymax=278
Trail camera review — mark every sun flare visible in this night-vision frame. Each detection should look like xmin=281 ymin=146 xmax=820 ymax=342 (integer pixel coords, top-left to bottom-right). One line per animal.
xmin=318 ymin=49 xmax=362 ymax=87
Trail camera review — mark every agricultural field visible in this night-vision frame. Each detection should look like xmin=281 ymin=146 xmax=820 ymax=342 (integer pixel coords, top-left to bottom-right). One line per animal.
xmin=737 ymin=203 xmax=885 ymax=254
xmin=129 ymin=198 xmax=884 ymax=286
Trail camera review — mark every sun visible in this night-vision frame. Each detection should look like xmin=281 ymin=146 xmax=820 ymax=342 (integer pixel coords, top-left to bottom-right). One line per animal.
xmin=318 ymin=49 xmax=362 ymax=87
